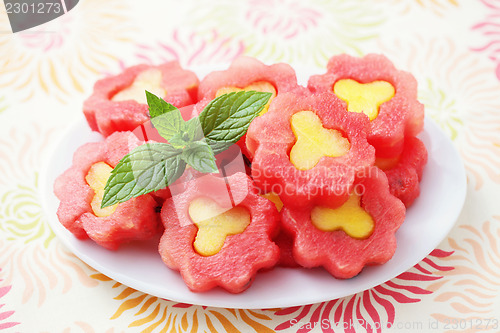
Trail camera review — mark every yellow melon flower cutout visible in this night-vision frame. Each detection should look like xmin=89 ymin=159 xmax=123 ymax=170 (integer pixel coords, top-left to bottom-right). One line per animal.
xmin=311 ymin=194 xmax=374 ymax=239
xmin=85 ymin=162 xmax=118 ymax=217
xmin=188 ymin=197 xmax=251 ymax=256
xmin=261 ymin=192 xmax=284 ymax=212
xmin=216 ymin=81 xmax=277 ymax=116
xmin=289 ymin=111 xmax=350 ymax=170
xmin=112 ymin=69 xmax=166 ymax=104
xmin=334 ymin=79 xmax=395 ymax=120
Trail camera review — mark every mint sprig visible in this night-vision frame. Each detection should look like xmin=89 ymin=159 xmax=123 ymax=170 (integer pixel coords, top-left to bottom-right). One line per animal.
xmin=199 ymin=91 xmax=272 ymax=154
xmin=101 ymin=90 xmax=272 ymax=208
xmin=182 ymin=141 xmax=217 ymax=173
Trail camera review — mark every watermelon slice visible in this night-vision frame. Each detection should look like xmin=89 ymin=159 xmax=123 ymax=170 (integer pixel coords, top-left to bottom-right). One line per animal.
xmin=197 ymin=56 xmax=302 ymax=159
xmin=273 ymin=228 xmax=299 ymax=268
xmin=83 ymin=62 xmax=199 ymax=137
xmin=281 ymin=167 xmax=405 ymax=279
xmin=247 ymin=92 xmax=375 ymax=209
xmin=308 ymin=54 xmax=424 ymax=158
xmin=198 ymin=56 xmax=300 ymax=102
xmin=53 ymin=131 xmax=161 ymax=250
xmin=158 ymin=172 xmax=280 ymax=293
xmin=259 ymin=191 xmax=299 ymax=267
xmin=381 ymin=136 xmax=428 ymax=207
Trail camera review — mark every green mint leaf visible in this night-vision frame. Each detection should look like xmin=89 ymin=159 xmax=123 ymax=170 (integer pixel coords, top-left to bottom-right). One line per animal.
xmin=101 ymin=143 xmax=186 ymax=208
xmin=198 ymin=91 xmax=272 ymax=154
xmin=102 ymin=91 xmax=272 ymax=207
xmin=168 ymin=132 xmax=190 ymax=149
xmin=202 ymin=141 xmax=232 ymax=155
xmin=146 ymin=90 xmax=184 ymax=141
xmin=184 ymin=117 xmax=204 ymax=142
xmin=181 ymin=141 xmax=218 ymax=174
xmin=168 ymin=117 xmax=204 ymax=149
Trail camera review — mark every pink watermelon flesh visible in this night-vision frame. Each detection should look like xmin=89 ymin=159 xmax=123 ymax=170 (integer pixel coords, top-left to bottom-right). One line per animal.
xmin=54 ymin=131 xmax=161 ymax=249
xmin=158 ymin=172 xmax=280 ymax=293
xmin=281 ymin=166 xmax=405 ymax=279
xmin=308 ymin=53 xmax=424 ymax=158
xmin=273 ymin=228 xmax=300 ymax=268
xmin=384 ymin=136 xmax=428 ymax=207
xmin=247 ymin=91 xmax=375 ymax=209
xmin=83 ymin=61 xmax=199 ymax=137
xmin=197 ymin=56 xmax=301 ymax=159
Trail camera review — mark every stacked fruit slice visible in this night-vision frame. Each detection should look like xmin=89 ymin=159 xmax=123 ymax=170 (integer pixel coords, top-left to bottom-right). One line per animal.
xmin=54 ymin=54 xmax=427 ymax=293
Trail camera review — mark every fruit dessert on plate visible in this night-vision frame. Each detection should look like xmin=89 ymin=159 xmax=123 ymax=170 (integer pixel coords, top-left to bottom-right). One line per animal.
xmin=53 ymin=54 xmax=428 ymax=293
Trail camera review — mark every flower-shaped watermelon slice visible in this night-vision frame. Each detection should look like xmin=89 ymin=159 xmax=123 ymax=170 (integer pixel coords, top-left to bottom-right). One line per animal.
xmin=53 ymin=131 xmax=161 ymax=250
xmin=308 ymin=53 xmax=424 ymax=158
xmin=159 ymin=172 xmax=280 ymax=293
xmin=281 ymin=166 xmax=405 ymax=279
xmin=84 ymin=62 xmax=199 ymax=137
xmin=197 ymin=56 xmax=303 ymax=159
xmin=247 ymin=92 xmax=375 ymax=209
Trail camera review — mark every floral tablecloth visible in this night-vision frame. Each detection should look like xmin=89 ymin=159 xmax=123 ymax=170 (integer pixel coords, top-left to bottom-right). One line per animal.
xmin=1 ymin=0 xmax=500 ymax=332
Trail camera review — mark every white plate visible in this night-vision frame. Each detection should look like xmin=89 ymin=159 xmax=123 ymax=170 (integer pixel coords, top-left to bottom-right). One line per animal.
xmin=40 ymin=108 xmax=466 ymax=310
